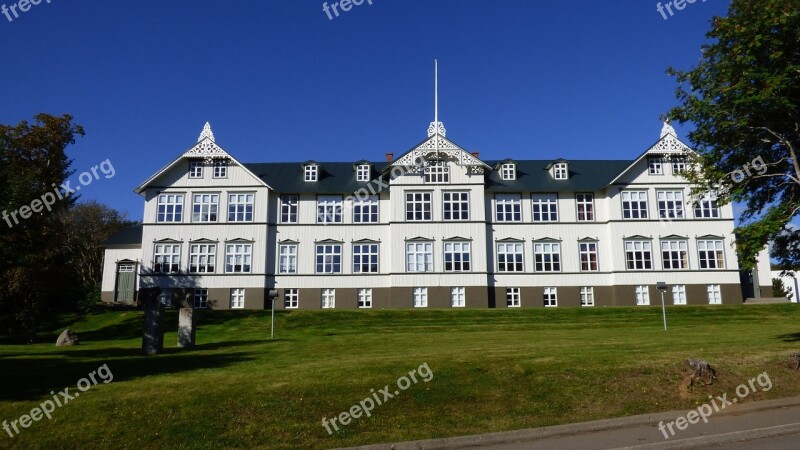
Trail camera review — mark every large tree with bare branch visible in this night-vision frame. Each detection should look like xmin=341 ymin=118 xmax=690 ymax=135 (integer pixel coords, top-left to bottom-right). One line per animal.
xmin=668 ymin=0 xmax=800 ymax=270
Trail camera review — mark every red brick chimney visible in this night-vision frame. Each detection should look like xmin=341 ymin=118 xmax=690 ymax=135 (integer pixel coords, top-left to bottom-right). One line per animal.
xmin=472 ymin=151 xmax=480 ymax=158
xmin=386 ymin=152 xmax=394 ymax=162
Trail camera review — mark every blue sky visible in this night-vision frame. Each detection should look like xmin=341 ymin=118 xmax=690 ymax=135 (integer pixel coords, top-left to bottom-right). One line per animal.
xmin=1 ymin=0 xmax=779 ymax=224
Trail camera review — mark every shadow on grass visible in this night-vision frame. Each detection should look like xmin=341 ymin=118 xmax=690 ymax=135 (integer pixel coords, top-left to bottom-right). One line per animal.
xmin=776 ymin=332 xmax=800 ymax=342
xmin=0 ymin=338 xmax=277 ymax=401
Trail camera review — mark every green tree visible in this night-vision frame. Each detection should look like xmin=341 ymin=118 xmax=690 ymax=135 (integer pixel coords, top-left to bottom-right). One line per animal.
xmin=772 ymin=277 xmax=790 ymax=298
xmin=668 ymin=0 xmax=800 ymax=269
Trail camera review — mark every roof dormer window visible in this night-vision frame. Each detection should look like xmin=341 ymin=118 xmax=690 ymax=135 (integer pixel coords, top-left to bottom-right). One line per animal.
xmin=356 ymin=164 xmax=370 ymax=182
xmin=304 ymin=164 xmax=318 ymax=182
xmin=500 ymin=163 xmax=516 ymax=181
xmin=553 ymin=162 xmax=568 ymax=180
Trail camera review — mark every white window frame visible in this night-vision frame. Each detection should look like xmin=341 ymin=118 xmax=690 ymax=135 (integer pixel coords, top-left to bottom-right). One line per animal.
xmin=358 ymin=288 xmax=373 ymax=308
xmin=698 ymin=240 xmax=725 ymax=269
xmin=451 ymin=287 xmax=466 ymax=308
xmin=543 ymin=287 xmax=558 ymax=307
xmin=500 ymin=163 xmax=516 ymax=181
xmin=661 ymin=240 xmax=689 ymax=270
xmin=230 ymin=288 xmax=245 ymax=309
xmin=188 ymin=161 xmax=203 ymax=178
xmin=356 ymin=164 xmax=370 ymax=182
xmin=497 ymin=242 xmax=524 ymax=272
xmin=648 ymin=157 xmax=664 ymax=175
xmin=635 ymin=285 xmax=650 ymax=306
xmin=213 ymin=160 xmax=228 ymax=179
xmin=154 ymin=243 xmax=181 ymax=274
xmin=672 ymin=285 xmax=687 ymax=305
xmin=317 ymin=195 xmax=343 ymax=224
xmin=671 ymin=157 xmax=686 ymax=174
xmin=495 ymin=194 xmax=522 ymax=222
xmin=625 ymin=240 xmax=653 ymax=270
xmin=228 ymin=193 xmax=254 ymax=223
xmin=579 ymin=242 xmax=599 ymax=272
xmin=657 ymin=190 xmax=685 ymax=219
xmin=443 ymin=191 xmax=470 ymax=221
xmin=353 ymin=195 xmax=379 ymax=223
xmin=406 ymin=242 xmax=434 ymax=273
xmin=280 ymin=195 xmax=299 ymax=224
xmin=553 ymin=163 xmax=568 ymax=180
xmin=405 ymin=192 xmax=432 ymax=221
xmin=304 ymin=164 xmax=318 ymax=182
xmin=413 ymin=287 xmax=428 ymax=308
xmin=506 ymin=288 xmax=521 ymax=307
xmin=284 ymin=289 xmax=299 ymax=309
xmin=157 ymin=194 xmax=184 ymax=223
xmin=278 ymin=244 xmax=297 ymax=274
xmin=321 ymin=288 xmax=336 ymax=309
xmin=622 ymin=191 xmax=648 ymax=219
xmin=225 ymin=243 xmax=252 ymax=273
xmin=353 ymin=243 xmax=379 ymax=273
xmin=533 ymin=242 xmax=561 ymax=273
xmin=315 ymin=244 xmax=342 ymax=274
xmin=532 ymin=194 xmax=558 ymax=222
xmin=707 ymin=284 xmax=722 ymax=304
xmin=192 ymin=194 xmax=219 ymax=223
xmin=576 ymin=193 xmax=594 ymax=221
xmin=444 ymin=241 xmax=471 ymax=272
xmin=424 ymin=161 xmax=449 ymax=184
xmin=580 ymin=287 xmax=595 ymax=307
xmin=694 ymin=193 xmax=720 ymax=218
xmin=189 ymin=243 xmax=216 ymax=273
xmin=193 ymin=288 xmax=208 ymax=309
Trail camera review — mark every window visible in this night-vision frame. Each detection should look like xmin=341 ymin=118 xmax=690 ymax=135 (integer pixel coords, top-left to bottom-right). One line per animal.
xmin=413 ymin=287 xmax=428 ymax=307
xmin=424 ymin=161 xmax=449 ymax=183
xmin=406 ymin=192 xmax=432 ymax=221
xmin=358 ymin=288 xmax=372 ymax=308
xmin=225 ymin=243 xmax=252 ymax=273
xmin=497 ymin=242 xmax=524 ymax=272
xmin=532 ymin=194 xmax=558 ymax=222
xmin=158 ymin=288 xmax=172 ymax=308
xmin=443 ymin=192 xmax=470 ymax=221
xmin=189 ymin=161 xmax=203 ymax=178
xmin=579 ymin=242 xmax=598 ymax=271
xmin=500 ymin=163 xmax=516 ymax=181
xmin=694 ymin=194 xmax=720 ymax=218
xmin=672 ymin=285 xmax=687 ymax=305
xmin=661 ymin=240 xmax=688 ymax=270
xmin=543 ymin=287 xmax=557 ymax=307
xmin=193 ymin=288 xmax=208 ymax=309
xmin=304 ymin=164 xmax=318 ymax=182
xmin=189 ymin=243 xmax=216 ymax=273
xmin=648 ymin=157 xmax=664 ymax=175
xmin=534 ymin=242 xmax=561 ymax=272
xmin=406 ymin=242 xmax=433 ymax=272
xmin=671 ymin=157 xmax=686 ymax=174
xmin=230 ymin=288 xmax=245 ymax=309
xmin=316 ymin=244 xmax=342 ymax=274
xmin=356 ymin=164 xmax=370 ymax=182
xmin=280 ymin=195 xmax=299 ymax=223
xmin=284 ymin=289 xmax=298 ymax=309
xmin=444 ymin=242 xmax=471 ymax=272
xmin=213 ymin=160 xmax=227 ymax=178
xmin=353 ymin=195 xmax=379 ymax=223
xmin=554 ymin=163 xmax=568 ymax=180
xmin=625 ymin=241 xmax=653 ymax=270
xmin=119 ymin=263 xmax=135 ymax=273
xmin=657 ymin=191 xmax=684 ymax=219
xmin=192 ymin=194 xmax=219 ymax=222
xmin=495 ymin=194 xmax=522 ymax=222
xmin=228 ymin=193 xmax=254 ymax=222
xmin=506 ymin=288 xmax=521 ymax=307
xmin=154 ymin=243 xmax=181 ymax=273
xmin=580 ymin=287 xmax=594 ymax=307
xmin=278 ymin=244 xmax=297 ymax=274
xmin=576 ymin=193 xmax=594 ymax=221
xmin=707 ymin=285 xmax=722 ymax=304
xmin=635 ymin=286 xmax=650 ymax=305
xmin=317 ymin=195 xmax=343 ymax=224
xmin=353 ymin=243 xmax=379 ymax=273
xmin=321 ymin=288 xmax=336 ymax=308
xmin=622 ymin=191 xmax=648 ymax=219
xmin=698 ymin=240 xmax=725 ymax=269
xmin=157 ymin=194 xmax=184 ymax=223
xmin=451 ymin=287 xmax=466 ymax=307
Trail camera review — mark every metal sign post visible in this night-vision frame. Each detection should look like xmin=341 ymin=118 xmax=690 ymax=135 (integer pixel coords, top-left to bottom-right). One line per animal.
xmin=656 ymin=282 xmax=668 ymax=331
xmin=268 ymin=289 xmax=278 ymax=339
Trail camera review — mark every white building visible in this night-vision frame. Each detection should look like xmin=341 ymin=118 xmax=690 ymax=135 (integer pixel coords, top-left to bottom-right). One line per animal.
xmin=771 ymin=270 xmax=799 ymax=302
xmin=101 ymin=120 xmax=773 ymax=309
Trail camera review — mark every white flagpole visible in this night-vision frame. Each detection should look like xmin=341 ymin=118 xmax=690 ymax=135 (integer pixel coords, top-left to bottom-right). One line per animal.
xmin=435 ymin=59 xmax=439 ymax=161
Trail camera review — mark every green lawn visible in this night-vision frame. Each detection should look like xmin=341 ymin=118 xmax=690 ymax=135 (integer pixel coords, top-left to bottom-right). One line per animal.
xmin=1 ymin=305 xmax=799 ymax=449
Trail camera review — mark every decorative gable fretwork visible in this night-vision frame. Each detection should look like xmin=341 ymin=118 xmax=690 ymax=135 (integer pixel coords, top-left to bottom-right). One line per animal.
xmin=389 ymin=134 xmax=490 ymax=174
xmin=183 ymin=123 xmax=231 ymax=163
xmin=648 ymin=134 xmax=690 ymax=156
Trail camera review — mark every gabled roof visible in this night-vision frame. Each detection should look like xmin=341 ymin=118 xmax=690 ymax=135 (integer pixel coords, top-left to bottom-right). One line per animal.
xmin=244 ymin=162 xmax=389 ymax=193
xmin=386 ymin=133 xmax=492 ymax=170
xmin=484 ymin=159 xmax=629 ymax=192
xmin=102 ymin=226 xmax=143 ymax=247
xmin=606 ymin=125 xmax=694 ymax=187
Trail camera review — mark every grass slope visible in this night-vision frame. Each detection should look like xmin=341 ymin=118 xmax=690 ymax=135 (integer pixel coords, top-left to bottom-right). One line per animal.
xmin=1 ymin=305 xmax=799 ymax=449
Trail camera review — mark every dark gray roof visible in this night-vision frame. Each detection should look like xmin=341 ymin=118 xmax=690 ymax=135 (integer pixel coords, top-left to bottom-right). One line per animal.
xmin=244 ymin=159 xmax=631 ymax=194
xmin=102 ymin=226 xmax=143 ymax=247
